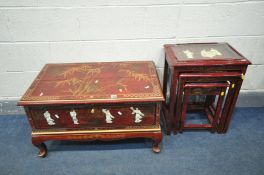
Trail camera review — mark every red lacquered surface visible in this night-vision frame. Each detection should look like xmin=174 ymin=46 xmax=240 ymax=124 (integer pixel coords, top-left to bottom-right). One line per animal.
xmin=180 ymin=82 xmax=228 ymax=132
xmin=29 ymin=103 xmax=156 ymax=129
xmin=18 ymin=61 xmax=164 ymax=106
xmin=18 ymin=61 xmax=164 ymax=157
xmin=162 ymin=42 xmax=251 ymax=134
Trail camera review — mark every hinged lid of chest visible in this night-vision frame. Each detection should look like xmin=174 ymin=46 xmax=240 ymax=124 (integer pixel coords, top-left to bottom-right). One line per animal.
xmin=164 ymin=42 xmax=251 ymax=66
xmin=18 ymin=61 xmax=164 ymax=106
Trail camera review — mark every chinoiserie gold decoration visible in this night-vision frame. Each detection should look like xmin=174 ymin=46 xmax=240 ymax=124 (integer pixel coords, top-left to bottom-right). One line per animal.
xmin=55 ymin=65 xmax=103 ymax=96
xmin=232 ymin=84 xmax=235 ymax=88
xmin=183 ymin=50 xmax=194 ymax=58
xmin=221 ymin=91 xmax=225 ymax=96
xmin=201 ymin=48 xmax=222 ymax=58
xmin=121 ymin=70 xmax=151 ymax=82
xmin=20 ymin=62 xmax=163 ymax=102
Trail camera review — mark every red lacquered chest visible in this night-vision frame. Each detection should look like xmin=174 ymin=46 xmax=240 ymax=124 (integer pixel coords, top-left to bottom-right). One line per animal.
xmin=18 ymin=61 xmax=164 ymax=157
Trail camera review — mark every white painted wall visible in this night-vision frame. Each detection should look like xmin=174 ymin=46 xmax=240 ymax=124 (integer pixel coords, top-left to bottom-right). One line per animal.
xmin=0 ymin=0 xmax=264 ymax=100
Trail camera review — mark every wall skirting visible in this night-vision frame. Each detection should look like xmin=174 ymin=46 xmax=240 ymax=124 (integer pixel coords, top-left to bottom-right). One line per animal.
xmin=0 ymin=91 xmax=263 ymax=115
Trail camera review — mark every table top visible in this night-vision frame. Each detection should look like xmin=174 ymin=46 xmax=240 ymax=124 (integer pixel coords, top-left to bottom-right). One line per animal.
xmin=164 ymin=42 xmax=251 ymax=66
xmin=18 ymin=61 xmax=164 ymax=106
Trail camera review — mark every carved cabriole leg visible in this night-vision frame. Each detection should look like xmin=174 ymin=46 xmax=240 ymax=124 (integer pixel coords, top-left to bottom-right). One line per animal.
xmin=32 ymin=138 xmax=47 ymax=158
xmin=152 ymin=133 xmax=162 ymax=153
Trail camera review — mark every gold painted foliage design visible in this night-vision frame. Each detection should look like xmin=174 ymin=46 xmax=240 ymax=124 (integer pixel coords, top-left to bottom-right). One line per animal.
xmin=61 ymin=65 xmax=101 ymax=78
xmin=55 ymin=78 xmax=83 ymax=87
xmin=55 ymin=65 xmax=102 ymax=95
xmin=123 ymin=70 xmax=151 ymax=82
xmin=54 ymin=63 xmax=152 ymax=97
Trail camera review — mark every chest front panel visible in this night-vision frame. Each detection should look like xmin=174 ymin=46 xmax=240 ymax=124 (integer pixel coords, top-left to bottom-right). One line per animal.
xmin=28 ymin=103 xmax=157 ymax=130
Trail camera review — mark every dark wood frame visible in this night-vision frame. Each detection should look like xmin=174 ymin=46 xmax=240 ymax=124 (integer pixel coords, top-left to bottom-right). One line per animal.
xmin=176 ymin=72 xmax=243 ymax=134
xmin=162 ymin=43 xmax=251 ymax=135
xmin=179 ymin=82 xmax=228 ymax=132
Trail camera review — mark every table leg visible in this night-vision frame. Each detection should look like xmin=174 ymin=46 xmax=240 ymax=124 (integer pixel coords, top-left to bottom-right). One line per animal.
xmin=217 ymin=80 xmax=236 ymax=133
xmin=211 ymin=88 xmax=225 ymax=133
xmin=222 ymin=77 xmax=244 ymax=133
xmin=179 ymin=91 xmax=189 ymax=132
xmin=205 ymin=95 xmax=216 ymax=108
xmin=32 ymin=139 xmax=47 ymax=158
xmin=152 ymin=135 xmax=162 ymax=153
xmin=174 ymin=79 xmax=184 ymax=134
xmin=162 ymin=60 xmax=171 ymax=135
xmin=218 ymin=71 xmax=246 ymax=133
xmin=169 ymin=69 xmax=179 ymax=135
xmin=162 ymin=59 xmax=169 ymax=100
